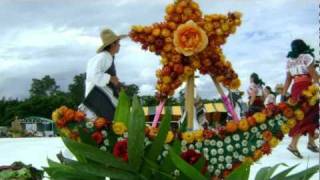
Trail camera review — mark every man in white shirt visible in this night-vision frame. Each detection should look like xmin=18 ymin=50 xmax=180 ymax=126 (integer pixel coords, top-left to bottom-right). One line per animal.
xmin=81 ymin=28 xmax=127 ymax=120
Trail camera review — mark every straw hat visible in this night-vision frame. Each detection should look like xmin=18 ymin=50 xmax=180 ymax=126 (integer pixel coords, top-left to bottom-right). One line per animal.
xmin=96 ymin=28 xmax=127 ymax=53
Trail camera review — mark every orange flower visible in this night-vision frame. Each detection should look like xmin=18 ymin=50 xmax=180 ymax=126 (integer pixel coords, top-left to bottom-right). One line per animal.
xmin=238 ymin=119 xmax=249 ymax=131
xmin=278 ymin=102 xmax=287 ymax=111
xmin=262 ymin=131 xmax=273 ymax=141
xmin=64 ymin=109 xmax=75 ymax=122
xmin=229 ymin=78 xmax=241 ymax=90
xmin=253 ymin=149 xmax=263 ymax=160
xmin=173 ymin=20 xmax=208 ymax=56
xmin=247 ymin=116 xmax=256 ymax=126
xmin=283 ymin=108 xmax=294 ymax=118
xmin=226 ymin=121 xmax=238 ymax=133
xmin=94 ymin=118 xmax=108 ymax=129
xmin=74 ymin=111 xmax=86 ymax=122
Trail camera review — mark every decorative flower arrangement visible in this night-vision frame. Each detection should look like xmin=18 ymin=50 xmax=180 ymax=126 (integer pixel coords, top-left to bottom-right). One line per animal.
xmin=47 ymin=85 xmax=318 ymax=180
xmin=130 ymin=0 xmax=242 ymax=98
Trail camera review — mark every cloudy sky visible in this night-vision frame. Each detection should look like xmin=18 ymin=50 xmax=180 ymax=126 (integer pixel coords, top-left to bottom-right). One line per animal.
xmin=0 ymin=0 xmax=318 ymax=100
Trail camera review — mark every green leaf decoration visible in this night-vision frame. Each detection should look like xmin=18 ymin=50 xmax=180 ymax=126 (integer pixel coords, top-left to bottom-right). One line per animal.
xmin=255 ymin=163 xmax=287 ymax=180
xmin=193 ymin=156 xmax=206 ymax=172
xmin=62 ymin=137 xmax=133 ymax=172
xmin=270 ymin=164 xmax=298 ymax=180
xmin=78 ymin=127 xmax=96 ymax=146
xmin=128 ymin=95 xmax=145 ymax=172
xmin=283 ymin=165 xmax=319 ymax=180
xmin=168 ymin=148 xmax=207 ymax=180
xmin=114 ymin=90 xmax=131 ymax=126
xmin=226 ymin=162 xmax=251 ymax=180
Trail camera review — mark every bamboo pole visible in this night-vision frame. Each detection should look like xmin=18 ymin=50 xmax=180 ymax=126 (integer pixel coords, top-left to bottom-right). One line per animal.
xmin=185 ymin=74 xmax=195 ymax=130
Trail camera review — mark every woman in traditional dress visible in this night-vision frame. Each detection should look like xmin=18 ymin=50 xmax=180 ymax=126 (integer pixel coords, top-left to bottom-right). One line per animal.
xmin=281 ymin=39 xmax=319 ymax=158
xmin=264 ymin=86 xmax=276 ymax=108
xmin=246 ymin=73 xmax=265 ymax=116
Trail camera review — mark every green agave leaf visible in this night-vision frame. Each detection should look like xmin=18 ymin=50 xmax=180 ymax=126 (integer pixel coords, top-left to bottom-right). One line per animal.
xmin=255 ymin=163 xmax=287 ymax=180
xmin=270 ymin=164 xmax=298 ymax=180
xmin=193 ymin=156 xmax=206 ymax=172
xmin=62 ymin=137 xmax=133 ymax=172
xmin=141 ymin=107 xmax=172 ymax=178
xmin=128 ymin=96 xmax=145 ymax=172
xmin=159 ymin=140 xmax=182 ymax=176
xmin=284 ymin=165 xmax=319 ymax=180
xmin=114 ymin=90 xmax=130 ymax=126
xmin=78 ymin=127 xmax=96 ymax=146
xmin=226 ymin=162 xmax=251 ymax=180
xmin=168 ymin=148 xmax=207 ymax=180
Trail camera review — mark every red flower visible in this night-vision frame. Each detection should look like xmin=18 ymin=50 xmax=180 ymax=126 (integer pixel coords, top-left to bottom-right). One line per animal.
xmin=113 ymin=139 xmax=128 ymax=162
xmin=56 ymin=118 xmax=67 ymax=128
xmin=91 ymin=131 xmax=104 ymax=144
xmin=181 ymin=149 xmax=202 ymax=165
xmin=74 ymin=111 xmax=86 ymax=122
xmin=203 ymin=129 xmax=215 ymax=139
xmin=261 ymin=143 xmax=272 ymax=155
xmin=275 ymin=131 xmax=284 ymax=140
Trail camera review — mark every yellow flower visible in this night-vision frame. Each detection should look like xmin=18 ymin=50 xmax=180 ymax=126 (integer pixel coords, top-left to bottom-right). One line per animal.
xmin=165 ymin=131 xmax=174 ymax=144
xmin=253 ymin=112 xmax=266 ymax=124
xmin=112 ymin=122 xmax=127 ymax=135
xmin=281 ymin=124 xmax=290 ymax=134
xmin=230 ymin=78 xmax=241 ymax=90
xmin=269 ymin=137 xmax=279 ymax=148
xmin=302 ymin=90 xmax=313 ymax=98
xmin=59 ymin=128 xmax=71 ymax=137
xmin=287 ymin=119 xmax=297 ymax=128
xmin=294 ymin=110 xmax=304 ymax=121
xmin=193 ymin=130 xmax=203 ymax=142
xmin=173 ymin=20 xmax=208 ymax=56
xmin=182 ymin=131 xmax=195 ymax=144
xmin=238 ymin=119 xmax=249 ymax=131
xmin=243 ymin=157 xmax=254 ymax=164
xmin=308 ymin=85 xmax=319 ymax=94
xmin=309 ymin=96 xmax=318 ymax=106
xmin=52 ymin=110 xmax=61 ymax=122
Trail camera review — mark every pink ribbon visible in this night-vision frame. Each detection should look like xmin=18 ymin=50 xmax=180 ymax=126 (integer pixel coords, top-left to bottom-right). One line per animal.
xmin=152 ymin=100 xmax=166 ymax=127
xmin=221 ymin=95 xmax=239 ymax=121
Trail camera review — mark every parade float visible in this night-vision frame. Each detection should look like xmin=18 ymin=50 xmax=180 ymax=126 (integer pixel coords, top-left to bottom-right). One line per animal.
xmin=46 ymin=0 xmax=319 ymax=179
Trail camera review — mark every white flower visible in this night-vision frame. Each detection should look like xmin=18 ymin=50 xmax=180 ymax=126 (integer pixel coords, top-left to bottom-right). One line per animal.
xmin=181 ymin=140 xmax=187 ymax=146
xmin=195 ymin=149 xmax=201 ymax=154
xmin=227 ymin=145 xmax=234 ymax=152
xmin=218 ymin=156 xmax=224 ymax=162
xmin=210 ymin=158 xmax=217 ymax=164
xmin=215 ymin=169 xmax=221 ymax=176
xmin=189 ymin=144 xmax=195 ymax=150
xmin=208 ymin=165 xmax=214 ymax=172
xmin=164 ymin=144 xmax=170 ymax=150
xmin=251 ymin=146 xmax=256 ymax=152
xmin=260 ymin=124 xmax=267 ymax=130
xmin=99 ymin=146 xmax=107 ymax=151
xmin=123 ymin=132 xmax=129 ymax=138
xmin=86 ymin=122 xmax=94 ymax=128
xmin=218 ymin=148 xmax=224 ymax=155
xmin=217 ymin=141 xmax=223 ymax=148
xmin=210 ymin=140 xmax=216 ymax=146
xmin=203 ymin=148 xmax=209 ymax=154
xmin=157 ymin=155 xmax=161 ymax=161
xmin=251 ymin=127 xmax=258 ymax=133
xmin=257 ymin=140 xmax=264 ymax=147
xmin=174 ymin=169 xmax=180 ymax=176
xmin=117 ymin=137 xmax=124 ymax=141
xmin=235 ymin=143 xmax=241 ymax=149
xmin=224 ymin=136 xmax=231 ymax=144
xmin=243 ymin=132 xmax=250 ymax=139
xmin=242 ymin=148 xmax=249 ymax=154
xmin=218 ymin=164 xmax=224 ymax=170
xmin=204 ymin=139 xmax=210 ymax=146
xmin=101 ymin=130 xmax=107 ymax=137
xmin=195 ymin=142 xmax=202 ymax=149
xmin=256 ymin=132 xmax=262 ymax=139
xmin=162 ymin=151 xmax=168 ymax=157
xmin=225 ymin=156 xmax=232 ymax=164
xmin=211 ymin=149 xmax=217 ymax=156
xmin=242 ymin=140 xmax=248 ymax=147
xmin=268 ymin=119 xmax=275 ymax=127
xmin=204 ymin=154 xmax=209 ymax=160
xmin=277 ymin=120 xmax=284 ymax=126
xmin=181 ymin=146 xmax=188 ymax=152
xmin=239 ymin=155 xmax=245 ymax=161
xmin=233 ymin=152 xmax=239 ymax=158
xmin=232 ymin=134 xmax=240 ymax=141
xmin=226 ymin=163 xmax=233 ymax=169
xmin=103 ymin=139 xmax=109 ymax=146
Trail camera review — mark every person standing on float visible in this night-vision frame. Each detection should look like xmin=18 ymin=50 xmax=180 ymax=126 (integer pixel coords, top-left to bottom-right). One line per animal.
xmin=282 ymin=39 xmax=319 ymax=158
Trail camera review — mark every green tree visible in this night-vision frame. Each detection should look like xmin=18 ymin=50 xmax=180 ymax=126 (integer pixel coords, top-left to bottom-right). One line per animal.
xmin=68 ymin=73 xmax=85 ymax=106
xmin=29 ymin=75 xmax=60 ymax=97
xmin=124 ymin=84 xmax=139 ymax=99
xmin=140 ymin=95 xmax=158 ymax=106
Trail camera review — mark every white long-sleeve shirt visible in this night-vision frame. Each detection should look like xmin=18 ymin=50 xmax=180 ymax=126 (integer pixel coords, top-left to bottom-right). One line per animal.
xmin=85 ymin=51 xmax=118 ymax=106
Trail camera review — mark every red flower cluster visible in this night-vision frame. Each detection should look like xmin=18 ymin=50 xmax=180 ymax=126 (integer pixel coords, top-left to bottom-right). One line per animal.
xmin=261 ymin=143 xmax=272 ymax=155
xmin=113 ymin=139 xmax=128 ymax=162
xmin=181 ymin=149 xmax=202 ymax=165
xmin=91 ymin=131 xmax=104 ymax=144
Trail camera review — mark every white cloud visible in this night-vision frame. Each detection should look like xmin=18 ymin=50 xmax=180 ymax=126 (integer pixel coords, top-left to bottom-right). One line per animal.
xmin=0 ymin=0 xmax=318 ymax=101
